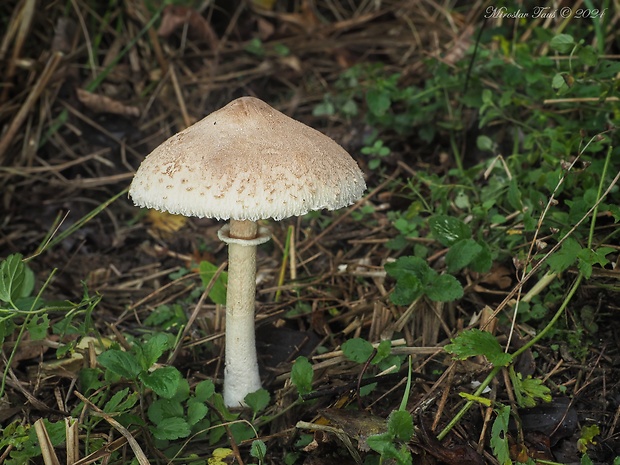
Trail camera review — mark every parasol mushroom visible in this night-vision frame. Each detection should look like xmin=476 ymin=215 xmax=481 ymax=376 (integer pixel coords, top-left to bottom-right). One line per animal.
xmin=129 ymin=96 xmax=366 ymax=407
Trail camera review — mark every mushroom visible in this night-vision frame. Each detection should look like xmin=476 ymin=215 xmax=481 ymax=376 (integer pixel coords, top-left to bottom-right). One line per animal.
xmin=129 ymin=96 xmax=366 ymax=407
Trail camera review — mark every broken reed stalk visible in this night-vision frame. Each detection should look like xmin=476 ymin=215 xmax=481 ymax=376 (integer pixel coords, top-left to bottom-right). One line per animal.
xmin=34 ymin=419 xmax=61 ymax=465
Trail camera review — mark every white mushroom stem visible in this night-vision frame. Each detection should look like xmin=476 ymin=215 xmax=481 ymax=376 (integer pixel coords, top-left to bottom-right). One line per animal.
xmin=218 ymin=219 xmax=270 ymax=407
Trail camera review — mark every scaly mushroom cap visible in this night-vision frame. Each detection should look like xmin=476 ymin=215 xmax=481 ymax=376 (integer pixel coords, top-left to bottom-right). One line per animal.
xmin=129 ymin=97 xmax=366 ymax=221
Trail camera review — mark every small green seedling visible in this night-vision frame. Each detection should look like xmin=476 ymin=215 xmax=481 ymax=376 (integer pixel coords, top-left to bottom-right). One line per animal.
xmin=385 ymin=256 xmax=463 ymax=305
xmin=291 ymin=356 xmax=314 ymax=397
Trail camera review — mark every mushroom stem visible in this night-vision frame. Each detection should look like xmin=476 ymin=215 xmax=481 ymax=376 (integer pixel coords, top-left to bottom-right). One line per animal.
xmin=223 ymin=219 xmax=262 ymax=407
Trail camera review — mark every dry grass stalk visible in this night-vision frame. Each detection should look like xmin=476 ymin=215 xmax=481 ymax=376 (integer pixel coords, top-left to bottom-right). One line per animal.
xmin=33 ymin=419 xmax=61 ymax=465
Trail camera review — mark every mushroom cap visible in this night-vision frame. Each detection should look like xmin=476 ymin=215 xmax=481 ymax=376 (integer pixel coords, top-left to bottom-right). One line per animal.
xmin=129 ymin=97 xmax=366 ymax=221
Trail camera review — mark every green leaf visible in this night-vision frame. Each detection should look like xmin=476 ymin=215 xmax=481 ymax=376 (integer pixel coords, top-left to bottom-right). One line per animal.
xmin=199 ymin=261 xmax=228 ymax=305
xmin=284 ymin=452 xmax=301 ymax=465
xmin=445 ymin=239 xmax=482 ymax=273
xmin=577 ymin=246 xmax=614 ymax=279
xmin=454 ymin=191 xmax=471 ymax=210
xmin=0 ymin=254 xmax=27 ymax=304
xmin=250 ymin=440 xmax=267 ymax=461
xmin=367 ymin=436 xmax=412 ymax=465
xmin=342 ymin=338 xmax=374 ymax=363
xmin=389 ymin=273 xmax=424 ymax=306
xmin=385 ymin=256 xmax=428 ymax=305
xmin=547 ymin=237 xmax=581 ymax=274
xmin=79 ymin=367 xmax=104 ymax=394
xmin=171 ymin=377 xmax=190 ymax=402
xmin=476 ymin=135 xmax=494 ymax=152
xmin=139 ymin=366 xmax=181 ymax=399
xmin=388 ymin=410 xmax=413 ymax=442
xmin=147 ymin=398 xmax=184 ymax=424
xmin=341 ymin=99 xmax=358 ymax=116
xmin=104 ymin=388 xmax=133 ymax=414
xmin=429 ymin=215 xmax=471 ymax=246
xmin=593 ymin=60 xmax=620 ymax=79
xmin=509 ymin=367 xmax=551 ymax=408
xmin=244 ymin=388 xmax=270 ymax=416
xmin=150 ymin=416 xmax=191 ymax=440
xmin=577 ymin=45 xmax=598 ymax=67
xmin=273 ymin=43 xmax=290 ymax=56
xmin=469 ymin=243 xmax=493 ymax=273
xmin=393 ymin=444 xmax=413 ymax=465
xmin=490 ymin=404 xmax=511 ymax=465
xmin=291 ymin=356 xmax=313 ymax=396
xmin=481 ymin=89 xmax=493 ymax=105
xmin=230 ymin=422 xmax=257 ymax=443
xmin=136 ymin=333 xmax=171 ymax=370
xmin=552 ymin=73 xmax=571 ymax=95
xmin=313 ymin=100 xmax=335 ymax=117
xmin=507 ymin=179 xmax=523 ymax=211
xmin=366 ymin=88 xmax=391 ymax=116
xmin=244 ymin=38 xmax=264 ymax=57
xmin=366 ymin=431 xmax=393 ymax=455
xmin=98 ymin=349 xmax=142 ymax=380
xmin=375 ymin=340 xmax=392 ymax=363
xmin=578 ymin=424 xmax=600 ymax=453
xmin=18 ymin=265 xmax=35 ymax=303
xmin=143 ymin=304 xmax=187 ymax=329
xmin=195 ymin=380 xmax=216 ymax=402
xmin=386 ymin=256 xmax=463 ymax=304
xmin=27 ymin=314 xmax=49 ymax=340
xmin=549 ymin=34 xmax=575 ymax=53
xmin=520 ymin=376 xmax=551 ymax=405
xmin=187 ymin=398 xmax=209 ymax=426
xmin=211 ymin=393 xmax=239 ymax=422
xmin=445 ymin=329 xmax=511 ymax=367
xmin=581 ymin=453 xmax=594 ymax=465
xmin=385 ymin=256 xmax=429 ymax=281
xmin=424 ymin=274 xmax=463 ymax=302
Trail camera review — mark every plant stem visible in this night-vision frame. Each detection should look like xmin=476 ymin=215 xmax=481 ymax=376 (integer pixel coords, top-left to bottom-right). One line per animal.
xmin=275 ymin=225 xmax=293 ymax=303
xmin=587 ymin=145 xmax=611 ymax=249
xmin=437 ymin=366 xmax=501 ymax=441
xmin=512 ymin=273 xmax=583 ymax=360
